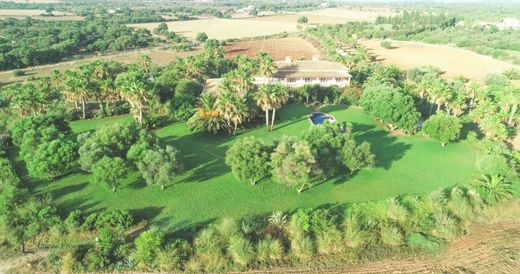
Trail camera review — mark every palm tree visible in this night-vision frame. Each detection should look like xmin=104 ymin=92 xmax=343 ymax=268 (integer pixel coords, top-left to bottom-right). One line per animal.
xmin=116 ymin=70 xmax=156 ymax=125
xmin=466 ymin=81 xmax=482 ymax=111
xmin=254 ymin=84 xmax=275 ymax=130
xmin=255 ymin=84 xmax=288 ymax=131
xmin=473 ymin=174 xmax=513 ymax=204
xmin=479 ymin=114 xmax=509 ymax=140
xmin=497 ymin=85 xmax=520 ymax=126
xmin=216 ymin=91 xmax=247 ymax=135
xmin=428 ymin=78 xmax=452 ymax=114
xmin=137 ymin=54 xmax=152 ymax=74
xmin=269 ymin=85 xmax=289 ymax=131
xmin=63 ymin=70 xmax=91 ymax=119
xmin=187 ymin=93 xmax=226 ymax=134
xmin=256 ymin=52 xmax=277 ymax=81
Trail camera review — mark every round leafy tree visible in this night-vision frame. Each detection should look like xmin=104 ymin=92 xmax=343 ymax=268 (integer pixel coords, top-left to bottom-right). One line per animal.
xmin=422 ymin=113 xmax=462 ymax=146
xmin=225 ymin=136 xmax=271 ymax=185
xmin=91 ymin=156 xmax=129 ymax=192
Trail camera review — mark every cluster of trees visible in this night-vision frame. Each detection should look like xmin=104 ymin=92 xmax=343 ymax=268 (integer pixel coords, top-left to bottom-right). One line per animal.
xmin=226 ymin=122 xmax=374 ymax=192
xmin=187 ymin=51 xmax=291 ymax=134
xmin=11 ymin=115 xmax=76 ymax=179
xmin=78 ymin=123 xmax=182 ymax=191
xmin=37 ymin=177 xmax=513 ymax=272
xmin=0 ymin=151 xmax=61 ymax=253
xmin=0 ymin=17 xmax=152 ymax=70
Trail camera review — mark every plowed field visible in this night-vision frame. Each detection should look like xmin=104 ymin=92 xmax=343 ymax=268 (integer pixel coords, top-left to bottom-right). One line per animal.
xmin=224 ymin=37 xmax=320 ymax=61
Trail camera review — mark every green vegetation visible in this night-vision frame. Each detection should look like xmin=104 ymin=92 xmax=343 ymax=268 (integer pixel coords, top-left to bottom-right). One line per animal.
xmin=35 ymin=104 xmax=478 ymax=231
xmin=0 ymin=18 xmax=151 ymax=70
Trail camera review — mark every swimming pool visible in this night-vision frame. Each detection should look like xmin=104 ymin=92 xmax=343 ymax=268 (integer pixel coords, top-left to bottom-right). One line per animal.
xmin=309 ymin=112 xmax=336 ymax=125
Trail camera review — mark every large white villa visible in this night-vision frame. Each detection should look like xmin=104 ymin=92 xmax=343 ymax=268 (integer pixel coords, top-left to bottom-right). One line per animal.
xmin=264 ymin=56 xmax=351 ymax=88
xmin=205 ymin=56 xmax=351 ymax=92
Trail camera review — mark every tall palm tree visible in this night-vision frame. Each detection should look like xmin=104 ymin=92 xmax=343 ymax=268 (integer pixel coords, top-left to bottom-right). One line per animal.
xmin=428 ymin=78 xmax=452 ymax=114
xmin=466 ymin=81 xmax=482 ymax=111
xmin=255 ymin=84 xmax=275 ymax=130
xmin=216 ymin=91 xmax=247 ymax=134
xmin=497 ymin=85 xmax=520 ymax=126
xmin=63 ymin=70 xmax=91 ymax=119
xmin=269 ymin=85 xmax=289 ymax=131
xmin=116 ymin=70 xmax=156 ymax=125
xmin=254 ymin=84 xmax=289 ymax=131
xmin=256 ymin=52 xmax=277 ymax=81
xmin=187 ymin=93 xmax=225 ymax=134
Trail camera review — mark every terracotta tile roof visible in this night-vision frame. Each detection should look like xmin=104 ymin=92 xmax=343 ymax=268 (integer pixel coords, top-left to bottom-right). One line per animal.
xmin=274 ymin=60 xmax=351 ymax=79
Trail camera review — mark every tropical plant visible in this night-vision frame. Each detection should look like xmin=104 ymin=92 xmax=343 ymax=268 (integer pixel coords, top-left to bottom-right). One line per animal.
xmin=472 ymin=174 xmax=513 ymax=204
xmin=187 ymin=93 xmax=226 ymax=134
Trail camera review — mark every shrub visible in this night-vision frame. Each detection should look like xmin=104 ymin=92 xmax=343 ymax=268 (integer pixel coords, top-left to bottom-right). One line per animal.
xmin=13 ymin=70 xmax=25 ymax=76
xmin=406 ymin=232 xmax=443 ymax=252
xmin=133 ymin=227 xmax=165 ymax=268
xmin=256 ymin=239 xmax=283 ymax=263
xmin=379 ymin=224 xmax=404 ymax=246
xmin=227 ymin=235 xmax=255 ymax=266
xmin=380 ymin=40 xmax=392 ymax=49
xmin=196 ymin=32 xmax=208 ymax=43
xmin=290 ymin=235 xmax=314 ymax=261
xmin=316 ymin=229 xmax=344 ymax=255
xmin=503 ymin=68 xmax=520 ymax=80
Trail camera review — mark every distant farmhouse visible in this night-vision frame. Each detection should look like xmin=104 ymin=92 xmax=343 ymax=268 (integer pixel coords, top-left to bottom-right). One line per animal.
xmin=476 ymin=18 xmax=520 ymax=29
xmin=497 ymin=18 xmax=520 ymax=30
xmin=205 ymin=56 xmax=351 ymax=92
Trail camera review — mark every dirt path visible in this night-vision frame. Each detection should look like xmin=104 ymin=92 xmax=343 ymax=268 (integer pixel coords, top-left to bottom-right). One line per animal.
xmin=0 ymin=250 xmax=49 ymax=274
xmin=243 ymin=222 xmax=520 ymax=274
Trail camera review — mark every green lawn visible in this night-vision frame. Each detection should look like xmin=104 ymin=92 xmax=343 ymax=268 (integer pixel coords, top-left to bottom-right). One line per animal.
xmin=34 ymin=104 xmax=479 ymax=234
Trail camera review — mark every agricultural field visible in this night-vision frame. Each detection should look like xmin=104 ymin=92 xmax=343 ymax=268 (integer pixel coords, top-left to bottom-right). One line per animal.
xmin=34 ymin=104 xmax=478 ymax=232
xmin=224 ymin=37 xmax=320 ymax=60
xmin=298 ymin=7 xmax=397 ymax=22
xmin=360 ymin=39 xmax=520 ymax=84
xmin=0 ymin=9 xmax=82 ymax=20
xmin=129 ymin=18 xmax=297 ymax=41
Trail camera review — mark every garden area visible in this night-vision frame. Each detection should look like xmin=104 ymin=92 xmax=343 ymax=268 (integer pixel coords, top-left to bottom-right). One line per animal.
xmin=34 ymin=104 xmax=478 ymax=233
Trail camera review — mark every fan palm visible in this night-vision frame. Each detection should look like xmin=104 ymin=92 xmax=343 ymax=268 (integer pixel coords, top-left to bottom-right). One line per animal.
xmin=473 ymin=174 xmax=513 ymax=204
xmin=256 ymin=51 xmax=277 ymax=81
xmin=187 ymin=93 xmax=225 ymax=134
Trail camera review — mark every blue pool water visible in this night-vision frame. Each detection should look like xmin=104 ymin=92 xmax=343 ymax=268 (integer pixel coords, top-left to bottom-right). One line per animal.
xmin=309 ymin=112 xmax=335 ymax=125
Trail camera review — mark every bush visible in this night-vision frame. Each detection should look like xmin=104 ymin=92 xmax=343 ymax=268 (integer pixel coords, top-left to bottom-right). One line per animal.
xmin=13 ymin=70 xmax=25 ymax=76
xmin=380 ymin=40 xmax=392 ymax=49
xmin=227 ymin=235 xmax=254 ymax=266
xmin=406 ymin=232 xmax=443 ymax=252
xmin=134 ymin=227 xmax=165 ymax=268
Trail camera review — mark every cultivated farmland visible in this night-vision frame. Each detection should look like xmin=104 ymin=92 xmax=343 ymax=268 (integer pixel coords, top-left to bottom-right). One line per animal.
xmin=0 ymin=9 xmax=82 ymax=20
xmin=129 ymin=18 xmax=297 ymax=41
xmin=224 ymin=37 xmax=320 ymax=60
xmin=360 ymin=39 xmax=520 ymax=83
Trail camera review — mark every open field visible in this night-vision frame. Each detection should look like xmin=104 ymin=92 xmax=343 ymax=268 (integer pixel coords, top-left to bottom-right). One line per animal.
xmin=360 ymin=39 xmax=520 ymax=83
xmin=34 ymin=104 xmax=478 ymax=233
xmin=0 ymin=47 xmax=200 ymax=85
xmin=0 ymin=9 xmax=82 ymax=20
xmin=224 ymin=37 xmax=320 ymax=60
xmin=234 ymin=7 xmax=396 ymax=24
xmin=129 ymin=18 xmax=297 ymax=41
xmin=298 ymin=7 xmax=396 ymax=22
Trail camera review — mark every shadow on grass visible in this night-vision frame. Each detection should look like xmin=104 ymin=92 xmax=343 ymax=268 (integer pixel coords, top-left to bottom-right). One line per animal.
xmin=129 ymin=206 xmax=164 ymax=223
xmin=353 ymin=122 xmax=412 ymax=170
xmin=50 ymin=181 xmax=89 ymax=198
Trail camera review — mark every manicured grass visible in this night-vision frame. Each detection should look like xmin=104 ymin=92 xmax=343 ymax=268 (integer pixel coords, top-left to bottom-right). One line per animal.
xmin=33 ymin=104 xmax=478 ymax=234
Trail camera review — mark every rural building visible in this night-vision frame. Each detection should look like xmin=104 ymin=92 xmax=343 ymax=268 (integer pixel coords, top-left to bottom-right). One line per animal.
xmin=497 ymin=18 xmax=520 ymax=30
xmin=204 ymin=56 xmax=351 ymax=92
xmin=266 ymin=56 xmax=351 ymax=87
